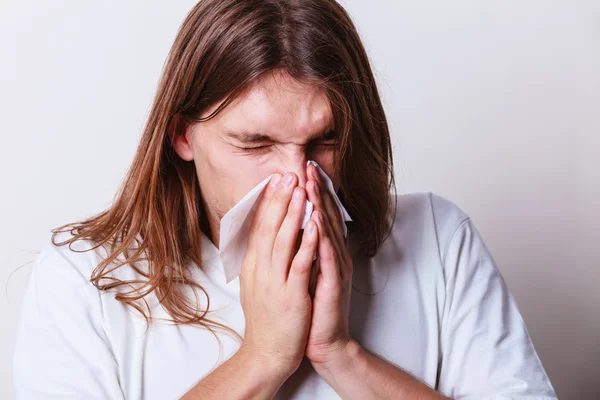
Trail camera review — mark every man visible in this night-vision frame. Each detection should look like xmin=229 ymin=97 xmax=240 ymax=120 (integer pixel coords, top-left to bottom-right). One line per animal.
xmin=14 ymin=1 xmax=557 ymax=399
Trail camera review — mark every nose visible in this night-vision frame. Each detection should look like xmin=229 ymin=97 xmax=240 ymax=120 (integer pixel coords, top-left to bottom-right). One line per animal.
xmin=281 ymin=153 xmax=309 ymax=190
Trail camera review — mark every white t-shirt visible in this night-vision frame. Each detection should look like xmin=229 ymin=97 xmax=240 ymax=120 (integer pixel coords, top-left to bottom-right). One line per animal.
xmin=13 ymin=192 xmax=557 ymax=399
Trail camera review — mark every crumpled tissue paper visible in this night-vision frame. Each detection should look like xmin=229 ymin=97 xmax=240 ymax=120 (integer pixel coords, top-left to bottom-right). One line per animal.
xmin=218 ymin=160 xmax=352 ymax=283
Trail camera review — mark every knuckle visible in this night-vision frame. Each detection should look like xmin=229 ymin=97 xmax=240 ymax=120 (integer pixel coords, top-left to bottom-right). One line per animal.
xmin=272 ymin=236 xmax=289 ymax=255
xmin=280 ymin=297 xmax=299 ymax=315
xmin=324 ymin=247 xmax=337 ymax=262
xmin=286 ymin=206 xmax=301 ymax=223
xmin=342 ymin=269 xmax=352 ymax=284
xmin=271 ymin=185 xmax=283 ymax=199
xmin=248 ymin=220 xmax=265 ymax=238
xmin=329 ymin=283 xmax=342 ymax=297
xmin=303 ymin=234 xmax=316 ymax=250
xmin=291 ymin=258 xmax=311 ymax=274
xmin=264 ymin=182 xmax=277 ymax=197
xmin=251 ymin=217 xmax=276 ymax=237
xmin=276 ymin=183 xmax=294 ymax=200
xmin=263 ymin=219 xmax=278 ymax=235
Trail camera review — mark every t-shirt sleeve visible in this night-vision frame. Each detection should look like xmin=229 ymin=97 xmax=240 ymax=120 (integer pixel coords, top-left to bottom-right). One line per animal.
xmin=436 ymin=216 xmax=558 ymax=399
xmin=13 ymin=241 xmax=125 ymax=399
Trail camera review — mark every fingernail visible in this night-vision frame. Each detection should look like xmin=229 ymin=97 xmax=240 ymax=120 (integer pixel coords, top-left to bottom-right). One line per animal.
xmin=312 ymin=167 xmax=320 ymax=181
xmin=283 ymin=173 xmax=294 ymax=186
xmin=306 ymin=220 xmax=315 ymax=233
xmin=271 ymin=174 xmax=281 ymax=186
xmin=293 ymin=187 xmax=302 ymax=202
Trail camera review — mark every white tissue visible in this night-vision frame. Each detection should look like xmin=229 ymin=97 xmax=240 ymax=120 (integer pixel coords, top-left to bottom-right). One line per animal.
xmin=218 ymin=160 xmax=352 ymax=283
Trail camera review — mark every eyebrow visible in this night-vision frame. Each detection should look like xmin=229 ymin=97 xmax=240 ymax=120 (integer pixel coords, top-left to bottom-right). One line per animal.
xmin=225 ymin=129 xmax=337 ymax=144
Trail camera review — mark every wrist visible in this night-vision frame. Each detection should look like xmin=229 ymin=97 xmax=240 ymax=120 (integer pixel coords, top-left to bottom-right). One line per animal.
xmin=236 ymin=345 xmax=296 ymax=384
xmin=182 ymin=345 xmax=295 ymax=400
xmin=311 ymin=338 xmax=363 ymax=377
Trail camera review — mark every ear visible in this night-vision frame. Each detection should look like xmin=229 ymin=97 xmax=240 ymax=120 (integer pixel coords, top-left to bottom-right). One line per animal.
xmin=168 ymin=114 xmax=194 ymax=161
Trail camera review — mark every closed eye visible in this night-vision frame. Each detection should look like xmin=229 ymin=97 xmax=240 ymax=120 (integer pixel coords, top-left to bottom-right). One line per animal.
xmin=241 ymin=144 xmax=272 ymax=151
xmin=316 ymin=141 xmax=338 ymax=146
xmin=241 ymin=142 xmax=338 ymax=152
xmin=311 ymin=138 xmax=339 ymax=149
xmin=237 ymin=131 xmax=339 ymax=151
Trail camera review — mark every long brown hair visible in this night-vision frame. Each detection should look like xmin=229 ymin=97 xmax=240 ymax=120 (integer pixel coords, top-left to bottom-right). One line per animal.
xmin=52 ymin=0 xmax=396 ymax=337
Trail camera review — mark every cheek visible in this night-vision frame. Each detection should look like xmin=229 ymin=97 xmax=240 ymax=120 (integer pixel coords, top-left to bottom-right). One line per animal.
xmin=215 ymin=153 xmax=274 ymax=207
xmin=194 ymin=145 xmax=257 ymax=211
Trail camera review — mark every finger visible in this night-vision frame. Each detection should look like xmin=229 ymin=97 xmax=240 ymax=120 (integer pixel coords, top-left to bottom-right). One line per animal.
xmin=306 ymin=167 xmax=349 ymax=281
xmin=313 ymin=210 xmax=342 ymax=283
xmin=247 ymin=173 xmax=282 ymax=250
xmin=288 ymin=218 xmax=319 ymax=294
xmin=243 ymin=173 xmax=281 ymax=281
xmin=310 ymin=165 xmax=346 ymax=236
xmin=309 ymin=165 xmax=350 ymax=265
xmin=239 ymin=245 xmax=258 ymax=282
xmin=272 ymin=186 xmax=307 ymax=284
xmin=306 ymin=178 xmax=343 ymax=261
xmin=314 ymin=167 xmax=345 ymax=233
xmin=308 ymin=166 xmax=353 ymax=283
xmin=316 ymin=198 xmax=353 ymax=282
xmin=250 ymin=173 xmax=298 ymax=265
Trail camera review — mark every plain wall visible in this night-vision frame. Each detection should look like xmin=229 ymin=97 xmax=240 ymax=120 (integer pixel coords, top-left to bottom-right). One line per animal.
xmin=1 ymin=1 xmax=598 ymax=398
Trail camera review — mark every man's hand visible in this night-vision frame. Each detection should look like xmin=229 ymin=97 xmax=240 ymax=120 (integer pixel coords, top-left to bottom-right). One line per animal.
xmin=304 ymin=163 xmax=354 ymax=368
xmin=302 ymin=164 xmax=450 ymax=400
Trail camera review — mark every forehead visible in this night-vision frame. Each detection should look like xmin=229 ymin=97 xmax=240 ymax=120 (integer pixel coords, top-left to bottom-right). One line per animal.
xmin=204 ymin=71 xmax=334 ymax=140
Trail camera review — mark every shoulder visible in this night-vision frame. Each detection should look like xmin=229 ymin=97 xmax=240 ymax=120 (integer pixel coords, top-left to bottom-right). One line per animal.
xmin=389 ymin=191 xmax=471 ymax=264
xmin=32 ymin=230 xmax=104 ymax=286
xmin=29 ymin=230 xmax=158 ymax=320
xmin=14 ymin=232 xmax=126 ymax=398
xmin=21 ymin=230 xmax=112 ymax=322
xmin=33 ymin=230 xmax=146 ymax=286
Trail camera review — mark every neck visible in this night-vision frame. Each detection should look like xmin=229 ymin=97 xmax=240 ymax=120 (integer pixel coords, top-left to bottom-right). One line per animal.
xmin=199 ymin=205 xmax=221 ymax=250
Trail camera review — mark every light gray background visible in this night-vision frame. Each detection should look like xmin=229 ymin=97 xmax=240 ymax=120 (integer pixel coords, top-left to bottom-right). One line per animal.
xmin=1 ymin=1 xmax=598 ymax=399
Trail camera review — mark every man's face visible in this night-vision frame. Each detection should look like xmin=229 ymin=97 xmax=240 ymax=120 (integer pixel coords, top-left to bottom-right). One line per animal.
xmin=173 ymin=71 xmax=338 ymax=241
